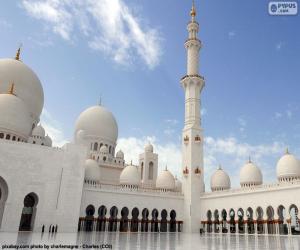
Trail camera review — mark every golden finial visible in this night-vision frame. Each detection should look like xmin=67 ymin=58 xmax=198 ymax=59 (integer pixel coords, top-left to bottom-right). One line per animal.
xmin=15 ymin=44 xmax=22 ymax=61
xmin=285 ymin=147 xmax=290 ymax=154
xmin=248 ymin=156 xmax=252 ymax=163
xmin=190 ymin=0 xmax=196 ymax=17
xmin=218 ymin=164 xmax=222 ymax=170
xmin=8 ymin=82 xmax=15 ymax=95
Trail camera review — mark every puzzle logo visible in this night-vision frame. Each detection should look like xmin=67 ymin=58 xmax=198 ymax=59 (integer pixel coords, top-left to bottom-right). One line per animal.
xmin=269 ymin=1 xmax=298 ymax=15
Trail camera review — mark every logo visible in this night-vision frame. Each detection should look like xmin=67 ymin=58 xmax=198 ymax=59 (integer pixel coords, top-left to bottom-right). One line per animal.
xmin=268 ymin=1 xmax=298 ymax=15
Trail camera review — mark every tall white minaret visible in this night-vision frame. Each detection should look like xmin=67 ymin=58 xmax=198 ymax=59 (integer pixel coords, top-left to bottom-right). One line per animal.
xmin=180 ymin=1 xmax=205 ymax=233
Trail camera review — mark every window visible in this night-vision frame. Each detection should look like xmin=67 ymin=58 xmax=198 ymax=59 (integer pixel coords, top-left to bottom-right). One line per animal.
xmin=0 ymin=133 xmax=3 ymax=139
xmin=12 ymin=136 xmax=16 ymax=141
xmin=93 ymin=142 xmax=98 ymax=151
xmin=5 ymin=134 xmax=10 ymax=140
xmin=149 ymin=162 xmax=154 ymax=180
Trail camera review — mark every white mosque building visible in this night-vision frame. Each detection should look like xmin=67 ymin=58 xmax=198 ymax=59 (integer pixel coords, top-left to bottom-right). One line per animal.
xmin=0 ymin=3 xmax=299 ymax=235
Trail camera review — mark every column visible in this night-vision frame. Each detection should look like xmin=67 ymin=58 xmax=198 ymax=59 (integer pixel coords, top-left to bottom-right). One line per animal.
xmin=287 ymin=221 xmax=292 ymax=235
xmin=254 ymin=221 xmax=257 ymax=235
xmin=263 ymin=222 xmax=268 ymax=235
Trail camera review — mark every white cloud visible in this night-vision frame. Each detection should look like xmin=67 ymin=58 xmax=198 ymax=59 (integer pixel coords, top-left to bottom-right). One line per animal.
xmin=0 ymin=19 xmax=12 ymax=29
xmin=40 ymin=109 xmax=69 ymax=147
xmin=116 ymin=135 xmax=286 ymax=187
xmin=286 ymin=110 xmax=292 ymax=119
xmin=228 ymin=30 xmax=236 ymax=39
xmin=274 ymin=112 xmax=283 ymax=119
xmin=20 ymin=0 xmax=162 ymax=69
xmin=276 ymin=41 xmax=284 ymax=50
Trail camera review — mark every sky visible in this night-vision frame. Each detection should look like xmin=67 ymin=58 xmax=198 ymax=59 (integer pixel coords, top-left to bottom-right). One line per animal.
xmin=0 ymin=0 xmax=299 ymax=188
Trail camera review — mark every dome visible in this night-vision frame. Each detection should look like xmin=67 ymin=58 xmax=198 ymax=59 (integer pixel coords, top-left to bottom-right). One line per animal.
xmin=32 ymin=124 xmax=45 ymax=137
xmin=156 ymin=168 xmax=175 ymax=190
xmin=99 ymin=145 xmax=108 ymax=154
xmin=116 ymin=150 xmax=124 ymax=159
xmin=276 ymin=151 xmax=300 ymax=181
xmin=0 ymin=94 xmax=32 ymax=138
xmin=84 ymin=159 xmax=100 ymax=181
xmin=240 ymin=161 xmax=263 ymax=187
xmin=120 ymin=164 xmax=140 ymax=186
xmin=210 ymin=166 xmax=231 ymax=191
xmin=44 ymin=135 xmax=52 ymax=147
xmin=175 ymin=177 xmax=182 ymax=192
xmin=0 ymin=59 xmax=44 ymax=122
xmin=75 ymin=105 xmax=118 ymax=143
xmin=145 ymin=142 xmax=153 ymax=153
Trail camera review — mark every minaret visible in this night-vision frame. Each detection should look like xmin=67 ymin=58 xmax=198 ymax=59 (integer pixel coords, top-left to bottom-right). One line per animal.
xmin=180 ymin=1 xmax=205 ymax=233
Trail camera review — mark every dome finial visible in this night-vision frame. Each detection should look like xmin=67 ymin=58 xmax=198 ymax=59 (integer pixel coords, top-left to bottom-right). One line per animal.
xmin=285 ymin=147 xmax=290 ymax=154
xmin=98 ymin=95 xmax=102 ymax=106
xmin=190 ymin=0 xmax=196 ymax=18
xmin=248 ymin=155 xmax=252 ymax=163
xmin=165 ymin=165 xmax=168 ymax=171
xmin=8 ymin=82 xmax=15 ymax=95
xmin=15 ymin=44 xmax=22 ymax=61
xmin=130 ymin=160 xmax=133 ymax=165
xmin=218 ymin=164 xmax=222 ymax=170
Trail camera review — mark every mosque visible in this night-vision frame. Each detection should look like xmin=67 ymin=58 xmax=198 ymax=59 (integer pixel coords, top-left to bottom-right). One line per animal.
xmin=0 ymin=3 xmax=299 ymax=236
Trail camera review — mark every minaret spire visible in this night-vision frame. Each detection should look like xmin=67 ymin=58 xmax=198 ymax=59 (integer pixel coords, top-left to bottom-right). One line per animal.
xmin=190 ymin=0 xmax=196 ymax=21
xmin=15 ymin=44 xmax=22 ymax=61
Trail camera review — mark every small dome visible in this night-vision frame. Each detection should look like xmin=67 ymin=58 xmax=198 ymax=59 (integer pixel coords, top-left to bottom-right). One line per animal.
xmin=85 ymin=159 xmax=100 ymax=181
xmin=210 ymin=166 xmax=231 ymax=191
xmin=44 ymin=135 xmax=52 ymax=147
xmin=145 ymin=142 xmax=153 ymax=153
xmin=240 ymin=160 xmax=263 ymax=187
xmin=99 ymin=145 xmax=108 ymax=154
xmin=32 ymin=124 xmax=45 ymax=137
xmin=116 ymin=150 xmax=124 ymax=159
xmin=75 ymin=105 xmax=118 ymax=144
xmin=120 ymin=163 xmax=140 ymax=186
xmin=75 ymin=129 xmax=86 ymax=144
xmin=175 ymin=177 xmax=182 ymax=192
xmin=156 ymin=168 xmax=175 ymax=190
xmin=0 ymin=94 xmax=32 ymax=138
xmin=276 ymin=151 xmax=300 ymax=181
xmin=0 ymin=59 xmax=44 ymax=122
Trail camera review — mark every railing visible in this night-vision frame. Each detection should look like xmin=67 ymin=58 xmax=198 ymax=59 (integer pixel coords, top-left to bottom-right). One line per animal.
xmin=202 ymin=180 xmax=300 ymax=197
xmin=83 ymin=181 xmax=183 ymax=197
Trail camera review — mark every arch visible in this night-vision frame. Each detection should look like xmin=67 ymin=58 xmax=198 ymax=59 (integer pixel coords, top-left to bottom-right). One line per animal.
xmin=289 ymin=204 xmax=299 ymax=235
xmin=19 ymin=192 xmax=38 ymax=231
xmin=141 ymin=208 xmax=149 ymax=232
xmin=93 ymin=142 xmax=98 ymax=151
xmin=151 ymin=209 xmax=159 ymax=232
xmin=277 ymin=205 xmax=288 ymax=235
xmin=120 ymin=207 xmax=129 ymax=232
xmin=266 ymin=206 xmax=275 ymax=234
xmin=160 ymin=209 xmax=168 ymax=232
xmin=229 ymin=209 xmax=235 ymax=233
xmin=0 ymin=177 xmax=8 ymax=229
xmin=246 ymin=207 xmax=254 ymax=234
xmin=97 ymin=205 xmax=107 ymax=231
xmin=108 ymin=206 xmax=118 ymax=232
xmin=84 ymin=204 xmax=95 ymax=231
xmin=169 ymin=210 xmax=177 ymax=232
xmin=221 ymin=209 xmax=228 ymax=233
xmin=5 ymin=134 xmax=10 ymax=140
xmin=148 ymin=162 xmax=154 ymax=180
xmin=237 ymin=208 xmax=244 ymax=233
xmin=256 ymin=206 xmax=264 ymax=234
xmin=213 ymin=209 xmax=220 ymax=233
xmin=0 ymin=133 xmax=3 ymax=139
xmin=131 ymin=207 xmax=139 ymax=232
xmin=207 ymin=210 xmax=212 ymax=233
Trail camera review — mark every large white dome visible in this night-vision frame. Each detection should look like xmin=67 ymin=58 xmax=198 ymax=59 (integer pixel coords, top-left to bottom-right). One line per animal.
xmin=276 ymin=151 xmax=300 ymax=181
xmin=120 ymin=164 xmax=140 ymax=186
xmin=0 ymin=59 xmax=44 ymax=122
xmin=75 ymin=105 xmax=118 ymax=144
xmin=85 ymin=159 xmax=100 ymax=181
xmin=156 ymin=168 xmax=175 ymax=190
xmin=211 ymin=166 xmax=231 ymax=191
xmin=240 ymin=161 xmax=263 ymax=187
xmin=0 ymin=94 xmax=32 ymax=139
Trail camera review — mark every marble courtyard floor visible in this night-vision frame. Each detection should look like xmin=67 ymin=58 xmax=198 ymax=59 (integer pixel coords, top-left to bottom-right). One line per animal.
xmin=0 ymin=232 xmax=300 ymax=250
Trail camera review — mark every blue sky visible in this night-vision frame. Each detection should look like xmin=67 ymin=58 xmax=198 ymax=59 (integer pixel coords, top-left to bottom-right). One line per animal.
xmin=0 ymin=0 xmax=299 ymax=188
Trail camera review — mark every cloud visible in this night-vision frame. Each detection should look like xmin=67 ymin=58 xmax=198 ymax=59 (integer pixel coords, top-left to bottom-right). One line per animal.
xmin=0 ymin=19 xmax=12 ymax=29
xmin=40 ymin=109 xmax=69 ymax=147
xmin=201 ymin=108 xmax=207 ymax=116
xmin=276 ymin=41 xmax=284 ymax=50
xmin=228 ymin=30 xmax=236 ymax=39
xmin=286 ymin=110 xmax=292 ymax=119
xmin=274 ymin=112 xmax=283 ymax=119
xmin=20 ymin=0 xmax=162 ymax=69
xmin=116 ymin=135 xmax=286 ymax=187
